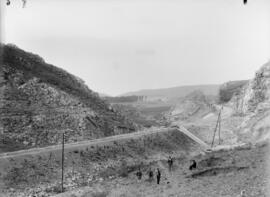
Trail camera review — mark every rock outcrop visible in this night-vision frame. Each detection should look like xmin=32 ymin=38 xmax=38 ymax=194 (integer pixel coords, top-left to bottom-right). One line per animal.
xmin=231 ymin=61 xmax=270 ymax=142
xmin=232 ymin=61 xmax=270 ymax=114
xmin=0 ymin=44 xmax=138 ymax=152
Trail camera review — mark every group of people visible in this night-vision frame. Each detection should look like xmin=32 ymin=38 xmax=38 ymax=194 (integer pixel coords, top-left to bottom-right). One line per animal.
xmin=136 ymin=168 xmax=161 ymax=184
xmin=135 ymin=157 xmax=246 ymax=196
xmin=135 ymin=156 xmax=197 ymax=185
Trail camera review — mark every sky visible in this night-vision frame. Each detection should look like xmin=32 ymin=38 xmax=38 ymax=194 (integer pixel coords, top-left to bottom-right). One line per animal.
xmin=1 ymin=0 xmax=270 ymax=96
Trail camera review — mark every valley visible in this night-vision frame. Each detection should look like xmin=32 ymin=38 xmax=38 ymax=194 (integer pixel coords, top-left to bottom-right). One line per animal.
xmin=0 ymin=44 xmax=269 ymax=197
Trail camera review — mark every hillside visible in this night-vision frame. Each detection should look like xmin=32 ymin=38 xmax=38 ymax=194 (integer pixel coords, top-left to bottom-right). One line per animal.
xmin=3 ymin=133 xmax=267 ymax=197
xmin=169 ymin=90 xmax=215 ymax=122
xmin=230 ymin=61 xmax=270 ymax=142
xmin=121 ymin=84 xmax=220 ymax=99
xmin=0 ymin=129 xmax=201 ymax=196
xmin=0 ymin=44 xmax=137 ymax=152
xmin=54 ymin=142 xmax=269 ymax=197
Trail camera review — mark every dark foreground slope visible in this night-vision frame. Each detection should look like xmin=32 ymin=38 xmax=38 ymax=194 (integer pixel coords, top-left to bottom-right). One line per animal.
xmin=0 ymin=44 xmax=137 ymax=152
xmin=54 ymin=142 xmax=269 ymax=197
xmin=0 ymin=129 xmax=200 ymax=196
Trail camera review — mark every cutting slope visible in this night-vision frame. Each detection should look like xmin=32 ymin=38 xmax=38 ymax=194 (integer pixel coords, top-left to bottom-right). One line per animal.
xmin=231 ymin=61 xmax=270 ymax=142
xmin=0 ymin=44 xmax=137 ymax=152
xmin=0 ymin=129 xmax=201 ymax=196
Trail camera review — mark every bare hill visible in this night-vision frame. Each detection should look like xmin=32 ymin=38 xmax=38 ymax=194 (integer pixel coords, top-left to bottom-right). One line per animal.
xmin=0 ymin=44 xmax=137 ymax=152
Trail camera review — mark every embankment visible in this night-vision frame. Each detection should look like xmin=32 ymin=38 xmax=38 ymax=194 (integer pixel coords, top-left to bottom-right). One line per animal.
xmin=0 ymin=129 xmax=200 ymax=196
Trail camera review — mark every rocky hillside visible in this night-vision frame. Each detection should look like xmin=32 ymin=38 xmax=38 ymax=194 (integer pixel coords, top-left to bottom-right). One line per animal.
xmin=231 ymin=61 xmax=270 ymax=142
xmin=0 ymin=44 xmax=138 ymax=152
xmin=232 ymin=61 xmax=270 ymax=114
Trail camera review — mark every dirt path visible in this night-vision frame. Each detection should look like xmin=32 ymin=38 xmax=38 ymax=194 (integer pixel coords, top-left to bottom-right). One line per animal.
xmin=0 ymin=126 xmax=208 ymax=159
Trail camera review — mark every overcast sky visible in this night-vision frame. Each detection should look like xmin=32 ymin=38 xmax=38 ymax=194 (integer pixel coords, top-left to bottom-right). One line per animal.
xmin=1 ymin=0 xmax=270 ymax=96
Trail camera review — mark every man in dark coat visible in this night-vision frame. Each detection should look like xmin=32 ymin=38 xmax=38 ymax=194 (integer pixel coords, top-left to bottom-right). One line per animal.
xmin=156 ymin=168 xmax=161 ymax=184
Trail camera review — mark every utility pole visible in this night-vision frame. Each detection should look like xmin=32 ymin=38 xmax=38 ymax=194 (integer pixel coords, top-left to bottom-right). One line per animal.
xmin=211 ymin=106 xmax=222 ymax=148
xmin=61 ymin=132 xmax=65 ymax=193
xmin=218 ymin=115 xmax=221 ymax=145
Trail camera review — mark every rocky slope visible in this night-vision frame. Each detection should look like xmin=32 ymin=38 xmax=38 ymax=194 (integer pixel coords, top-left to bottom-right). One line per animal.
xmin=231 ymin=61 xmax=270 ymax=142
xmin=232 ymin=61 xmax=270 ymax=114
xmin=0 ymin=44 xmax=138 ymax=152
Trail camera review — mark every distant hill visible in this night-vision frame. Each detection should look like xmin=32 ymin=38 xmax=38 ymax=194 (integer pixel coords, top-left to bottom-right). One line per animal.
xmin=121 ymin=84 xmax=220 ymax=99
xmin=0 ymin=44 xmax=137 ymax=152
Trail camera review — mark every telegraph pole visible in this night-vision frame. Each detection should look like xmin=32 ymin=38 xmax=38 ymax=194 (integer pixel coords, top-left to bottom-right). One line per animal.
xmin=61 ymin=132 xmax=65 ymax=193
xmin=218 ymin=116 xmax=221 ymax=145
xmin=211 ymin=106 xmax=222 ymax=148
xmin=211 ymin=114 xmax=219 ymax=148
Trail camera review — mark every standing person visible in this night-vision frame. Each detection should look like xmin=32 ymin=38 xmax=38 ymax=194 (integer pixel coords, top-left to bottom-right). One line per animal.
xmin=189 ymin=160 xmax=197 ymax=170
xmin=168 ymin=156 xmax=173 ymax=171
xmin=136 ymin=168 xmax=142 ymax=180
xmin=156 ymin=168 xmax=161 ymax=184
xmin=148 ymin=168 xmax=154 ymax=181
